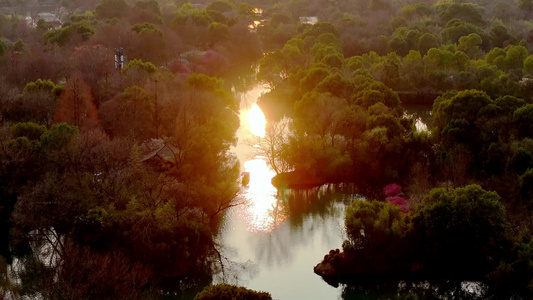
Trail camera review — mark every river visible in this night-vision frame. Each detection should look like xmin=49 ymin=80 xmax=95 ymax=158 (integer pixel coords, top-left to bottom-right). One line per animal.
xmin=218 ymin=83 xmax=351 ymax=299
xmin=213 ymin=85 xmax=494 ymax=300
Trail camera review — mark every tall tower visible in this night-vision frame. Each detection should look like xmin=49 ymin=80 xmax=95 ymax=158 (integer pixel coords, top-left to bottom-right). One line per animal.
xmin=114 ymin=48 xmax=124 ymax=70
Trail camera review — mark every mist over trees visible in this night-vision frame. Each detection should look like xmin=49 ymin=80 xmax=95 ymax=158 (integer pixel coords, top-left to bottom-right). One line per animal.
xmin=0 ymin=0 xmax=532 ymax=298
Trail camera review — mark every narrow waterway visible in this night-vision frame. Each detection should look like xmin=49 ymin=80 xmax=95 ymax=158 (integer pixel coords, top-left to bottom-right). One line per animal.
xmin=217 ymin=86 xmax=493 ymax=300
xmin=219 ymin=84 xmax=351 ymax=299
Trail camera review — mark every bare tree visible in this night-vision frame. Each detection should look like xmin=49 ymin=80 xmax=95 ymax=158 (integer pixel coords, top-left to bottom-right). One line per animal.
xmin=262 ymin=117 xmax=293 ymax=174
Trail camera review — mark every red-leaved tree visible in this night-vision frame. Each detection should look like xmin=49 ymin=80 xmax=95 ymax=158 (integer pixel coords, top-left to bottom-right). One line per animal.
xmin=54 ymin=72 xmax=98 ymax=129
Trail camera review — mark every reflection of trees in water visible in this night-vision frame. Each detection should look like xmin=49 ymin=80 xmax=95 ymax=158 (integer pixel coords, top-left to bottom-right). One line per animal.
xmin=157 ymin=243 xmax=260 ymax=300
xmin=280 ymin=184 xmax=356 ymax=225
xmin=341 ymin=280 xmax=495 ymax=300
xmin=251 ymin=227 xmax=295 ymax=268
xmin=249 ymin=184 xmax=361 ymax=268
xmin=212 ymin=243 xmax=259 ymax=287
xmin=157 ymin=267 xmax=212 ymax=300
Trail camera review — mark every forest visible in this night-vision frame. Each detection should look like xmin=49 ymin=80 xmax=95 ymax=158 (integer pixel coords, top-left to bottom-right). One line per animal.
xmin=0 ymin=0 xmax=532 ymax=299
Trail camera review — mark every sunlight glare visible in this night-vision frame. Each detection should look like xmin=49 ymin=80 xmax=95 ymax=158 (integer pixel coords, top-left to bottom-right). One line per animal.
xmin=239 ymin=159 xmax=286 ymax=232
xmin=248 ymin=104 xmax=266 ymax=138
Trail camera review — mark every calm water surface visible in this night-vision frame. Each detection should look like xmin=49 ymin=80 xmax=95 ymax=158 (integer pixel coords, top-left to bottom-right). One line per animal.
xmin=219 ymin=86 xmax=492 ymax=300
xmin=221 ymin=84 xmax=351 ymax=299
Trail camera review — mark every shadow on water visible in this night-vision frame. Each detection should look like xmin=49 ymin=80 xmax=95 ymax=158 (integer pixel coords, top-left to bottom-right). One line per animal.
xmin=158 ymin=270 xmax=212 ymax=300
xmin=340 ymin=279 xmax=500 ymax=300
xmin=277 ymin=184 xmax=361 ymax=226
xmin=156 ymin=182 xmax=520 ymax=300
xmin=208 ymin=183 xmax=370 ymax=300
xmin=246 ymin=184 xmax=362 ymax=266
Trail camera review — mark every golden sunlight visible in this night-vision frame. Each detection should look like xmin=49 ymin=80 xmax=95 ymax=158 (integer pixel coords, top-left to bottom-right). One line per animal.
xmin=247 ymin=104 xmax=266 ymax=138
xmin=239 ymin=159 xmax=286 ymax=232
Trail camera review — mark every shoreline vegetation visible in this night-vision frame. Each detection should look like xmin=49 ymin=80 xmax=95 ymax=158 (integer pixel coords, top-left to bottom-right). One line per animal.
xmin=312 ymin=184 xmax=529 ymax=298
xmin=0 ymin=0 xmax=532 ymax=298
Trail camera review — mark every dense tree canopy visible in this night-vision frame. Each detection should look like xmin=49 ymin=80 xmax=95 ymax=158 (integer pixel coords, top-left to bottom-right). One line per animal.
xmin=1 ymin=0 xmax=533 ymax=298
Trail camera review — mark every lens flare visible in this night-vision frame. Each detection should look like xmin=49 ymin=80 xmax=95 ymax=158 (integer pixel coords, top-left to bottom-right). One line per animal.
xmin=248 ymin=104 xmax=266 ymax=138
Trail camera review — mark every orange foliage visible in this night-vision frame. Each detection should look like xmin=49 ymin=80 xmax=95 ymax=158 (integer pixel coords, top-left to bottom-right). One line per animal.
xmin=68 ymin=45 xmax=115 ymax=105
xmin=54 ymin=72 xmax=98 ymax=129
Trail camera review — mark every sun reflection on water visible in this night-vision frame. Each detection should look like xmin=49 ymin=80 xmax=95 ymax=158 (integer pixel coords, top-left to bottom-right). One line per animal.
xmin=234 ymin=87 xmax=287 ymax=233
xmin=247 ymin=104 xmax=266 ymax=138
xmin=239 ymin=159 xmax=287 ymax=233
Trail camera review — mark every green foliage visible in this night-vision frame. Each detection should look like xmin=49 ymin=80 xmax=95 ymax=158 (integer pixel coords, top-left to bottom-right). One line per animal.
xmin=388 ymin=35 xmax=408 ymax=56
xmin=401 ymin=3 xmax=433 ymax=19
xmin=458 ymin=33 xmax=482 ymax=58
xmin=99 ymin=86 xmax=154 ymax=139
xmin=518 ymin=0 xmax=533 ymax=11
xmin=123 ymin=59 xmax=157 ymax=73
xmin=432 ymin=89 xmax=493 ymax=150
xmin=294 ymin=91 xmax=345 ymax=140
xmin=513 ymin=104 xmax=533 ymax=138
xmin=194 ymin=284 xmax=272 ymax=300
xmin=172 ymin=3 xmax=211 ymax=27
xmin=186 ymin=73 xmax=224 ymax=92
xmin=69 ymin=11 xmax=95 ymax=23
xmin=131 ymin=22 xmax=162 ymax=36
xmin=301 ymin=22 xmax=339 ymax=40
xmin=370 ymin=0 xmax=389 ymax=11
xmin=208 ymin=22 xmax=229 ymax=44
xmin=4 ymin=0 xmax=533 ymax=296
xmin=44 ymin=22 xmax=95 ymax=45
xmin=413 ymin=185 xmax=509 ymax=271
xmin=524 ymin=55 xmax=533 ymax=75
xmin=206 ymin=0 xmax=233 ymax=13
xmin=96 ymin=0 xmax=129 ymax=19
xmin=269 ymin=13 xmax=291 ymax=28
xmin=490 ymin=24 xmax=516 ymax=48
xmin=299 ymin=67 xmax=330 ymax=94
xmin=344 ymin=200 xmax=406 ymax=250
xmin=5 ymin=78 xmax=62 ymax=126
xmin=134 ymin=0 xmax=160 ymax=15
xmin=423 ymin=48 xmax=454 ymax=70
xmin=169 ymin=74 xmax=239 ymax=184
xmin=237 ymin=3 xmax=253 ymax=16
xmin=310 ymin=43 xmax=342 ymax=65
xmin=316 ymin=33 xmax=338 ymax=46
xmin=505 ymin=45 xmax=528 ymax=72
xmin=366 ymin=114 xmax=404 ymax=139
xmin=437 ymin=3 xmax=483 ymax=26
xmin=432 ymin=88 xmax=532 ymax=181
xmin=23 ymin=79 xmax=62 ymax=96
xmin=351 ymin=81 xmax=401 ymax=110
xmin=488 ymin=237 xmax=533 ymax=294
xmin=36 ymin=19 xmax=52 ymax=31
xmin=40 ymin=123 xmax=78 ymax=150
xmin=6 ymin=136 xmax=38 ymax=153
xmin=494 ymin=95 xmax=526 ymax=115
xmin=434 ymin=90 xmax=491 ymax=124
xmin=390 ymin=17 xmax=407 ymax=30
xmin=486 ymin=47 xmax=506 ymax=68
xmin=441 ymin=19 xmax=486 ymax=48
xmin=315 ymin=73 xmax=351 ymax=97
xmin=0 ymin=39 xmax=6 ymax=56
xmin=11 ymin=122 xmax=46 ymax=140
xmin=416 ymin=32 xmax=439 ymax=54
xmin=13 ymin=38 xmax=24 ymax=51
xmin=520 ymin=168 xmax=533 ymax=202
